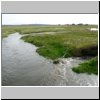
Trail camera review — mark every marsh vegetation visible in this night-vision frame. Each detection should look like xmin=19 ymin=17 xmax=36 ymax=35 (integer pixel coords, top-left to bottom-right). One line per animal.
xmin=2 ymin=24 xmax=98 ymax=75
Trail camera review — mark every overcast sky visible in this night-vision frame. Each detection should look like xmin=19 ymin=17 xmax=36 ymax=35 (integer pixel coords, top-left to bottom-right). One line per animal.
xmin=2 ymin=14 xmax=98 ymax=25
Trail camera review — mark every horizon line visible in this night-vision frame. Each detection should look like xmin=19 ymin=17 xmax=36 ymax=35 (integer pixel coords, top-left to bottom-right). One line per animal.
xmin=2 ymin=23 xmax=98 ymax=26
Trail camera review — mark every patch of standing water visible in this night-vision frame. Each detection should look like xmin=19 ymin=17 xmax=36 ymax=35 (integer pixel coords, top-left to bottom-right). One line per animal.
xmin=29 ymin=32 xmax=56 ymax=36
xmin=2 ymin=33 xmax=98 ymax=86
xmin=89 ymin=28 xmax=98 ymax=31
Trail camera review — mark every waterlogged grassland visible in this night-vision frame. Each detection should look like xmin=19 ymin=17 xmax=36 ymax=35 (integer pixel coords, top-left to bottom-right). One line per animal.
xmin=2 ymin=25 xmax=98 ymax=75
xmin=2 ymin=25 xmax=98 ymax=37
xmin=22 ymin=30 xmax=98 ymax=59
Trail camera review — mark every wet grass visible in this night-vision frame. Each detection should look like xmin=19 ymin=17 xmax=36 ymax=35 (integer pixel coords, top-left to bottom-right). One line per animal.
xmin=2 ymin=24 xmax=98 ymax=37
xmin=72 ymin=56 xmax=98 ymax=75
xmin=21 ymin=30 xmax=98 ymax=60
xmin=2 ymin=25 xmax=98 ymax=75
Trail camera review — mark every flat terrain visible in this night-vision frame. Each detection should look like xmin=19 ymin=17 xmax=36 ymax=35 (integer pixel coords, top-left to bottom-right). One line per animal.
xmin=2 ymin=25 xmax=98 ymax=75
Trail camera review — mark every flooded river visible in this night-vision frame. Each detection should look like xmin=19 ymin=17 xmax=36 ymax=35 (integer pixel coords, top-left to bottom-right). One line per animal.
xmin=2 ymin=33 xmax=98 ymax=86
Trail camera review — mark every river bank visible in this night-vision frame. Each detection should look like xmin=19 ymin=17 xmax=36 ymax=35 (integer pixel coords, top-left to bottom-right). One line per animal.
xmin=21 ymin=29 xmax=98 ymax=75
xmin=2 ymin=33 xmax=98 ymax=86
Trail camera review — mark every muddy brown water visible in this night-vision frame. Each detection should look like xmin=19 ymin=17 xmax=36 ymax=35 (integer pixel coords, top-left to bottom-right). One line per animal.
xmin=2 ymin=33 xmax=98 ymax=86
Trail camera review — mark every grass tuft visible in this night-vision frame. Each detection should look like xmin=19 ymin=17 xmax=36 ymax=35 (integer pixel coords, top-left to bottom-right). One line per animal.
xmin=72 ymin=56 xmax=98 ymax=75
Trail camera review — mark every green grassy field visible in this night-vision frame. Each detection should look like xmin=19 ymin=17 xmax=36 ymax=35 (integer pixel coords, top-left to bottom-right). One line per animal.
xmin=2 ymin=25 xmax=98 ymax=75
xmin=21 ymin=28 xmax=98 ymax=59
xmin=2 ymin=24 xmax=98 ymax=37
